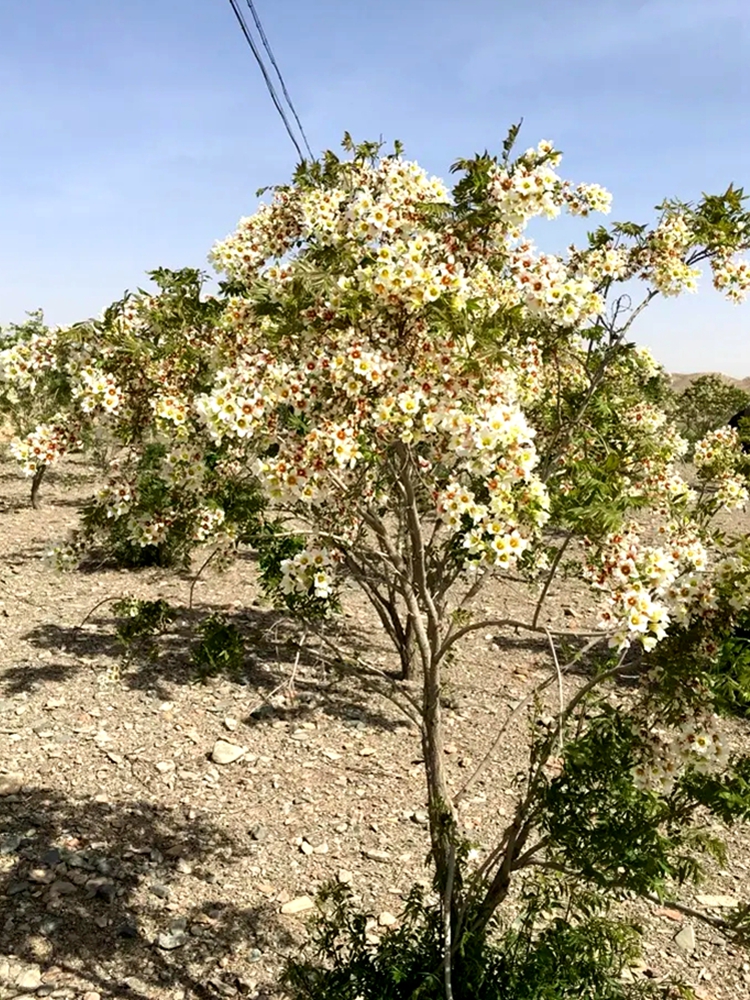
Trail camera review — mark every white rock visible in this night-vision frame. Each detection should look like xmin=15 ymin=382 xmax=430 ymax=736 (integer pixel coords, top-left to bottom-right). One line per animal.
xmin=280 ymin=895 xmax=314 ymax=915
xmin=223 ymin=717 xmax=239 ymax=732
xmin=378 ymin=911 xmax=397 ymax=927
xmin=362 ymin=849 xmax=390 ymax=862
xmin=211 ymin=739 xmax=247 ymax=765
xmin=337 ymin=869 xmax=353 ymax=885
xmin=674 ymin=923 xmax=695 ymax=953
xmin=696 ymin=894 xmax=738 ymax=908
xmin=15 ymin=968 xmax=42 ymax=991
xmin=0 ymin=772 xmax=23 ymax=796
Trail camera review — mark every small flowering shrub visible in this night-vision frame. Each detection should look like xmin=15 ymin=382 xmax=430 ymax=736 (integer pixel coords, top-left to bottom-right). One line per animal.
xmin=672 ymin=373 xmax=750 ymax=456
xmin=4 ymin=131 xmax=750 ymax=993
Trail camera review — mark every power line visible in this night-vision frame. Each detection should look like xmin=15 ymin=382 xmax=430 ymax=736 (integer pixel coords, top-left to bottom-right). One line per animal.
xmin=225 ymin=0 xmax=311 ymax=163
xmin=242 ymin=0 xmax=313 ymax=161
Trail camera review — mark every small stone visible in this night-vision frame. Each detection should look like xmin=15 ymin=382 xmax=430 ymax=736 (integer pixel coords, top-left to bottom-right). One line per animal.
xmin=299 ymin=840 xmax=314 ymax=856
xmin=44 ymin=698 xmax=66 ymax=710
xmin=654 ymin=906 xmax=683 ymax=922
xmin=82 ymin=993 xmax=101 ymax=1000
xmin=7 ymin=879 xmax=29 ymax=895
xmin=15 ymin=969 xmax=42 ymax=991
xmin=444 ymin=743 xmax=458 ymax=755
xmin=321 ymin=749 xmax=341 ymax=761
xmin=86 ymin=877 xmax=116 ymax=902
xmin=0 ymin=772 xmax=23 ymax=796
xmin=42 ymin=849 xmax=61 ymax=866
xmin=696 ymin=894 xmax=738 ymax=908
xmin=359 ymin=747 xmax=376 ymax=757
xmin=211 ymin=739 xmax=247 ymax=765
xmin=249 ymin=824 xmax=268 ymax=842
xmin=674 ymin=923 xmax=696 ymax=953
xmin=280 ymin=895 xmax=314 ymax=915
xmin=156 ymin=761 xmax=175 ymax=773
xmin=337 ymin=869 xmax=353 ymax=885
xmin=150 ymin=883 xmax=170 ymax=900
xmin=378 ymin=911 xmax=397 ymax=927
xmin=362 ymin=849 xmax=390 ymax=862
xmin=223 ymin=717 xmax=238 ymax=732
xmin=48 ymin=880 xmax=77 ymax=896
xmin=411 ymin=811 xmax=429 ymax=826
xmin=157 ymin=930 xmax=187 ymax=950
xmin=29 ymin=869 xmax=54 ymax=884
xmin=175 ymin=859 xmax=192 ymax=875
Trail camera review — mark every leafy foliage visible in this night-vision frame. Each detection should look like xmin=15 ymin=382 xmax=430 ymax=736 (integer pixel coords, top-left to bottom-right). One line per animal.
xmin=192 ymin=613 xmax=246 ymax=680
xmin=282 ymin=880 xmax=672 ymax=1000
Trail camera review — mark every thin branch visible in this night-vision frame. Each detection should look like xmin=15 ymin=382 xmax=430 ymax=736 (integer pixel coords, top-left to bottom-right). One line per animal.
xmin=74 ymin=596 xmax=116 ymax=632
xmin=443 ymin=840 xmax=456 ymax=1000
xmin=437 ymin=616 xmax=606 ymax=666
xmin=643 ymin=892 xmax=734 ymax=931
xmin=532 ymin=532 xmax=573 ymax=629
xmin=544 ymin=627 xmax=566 ymax=752
xmin=453 ymin=632 xmax=604 ymax=807
xmin=188 ymin=547 xmax=219 ymax=610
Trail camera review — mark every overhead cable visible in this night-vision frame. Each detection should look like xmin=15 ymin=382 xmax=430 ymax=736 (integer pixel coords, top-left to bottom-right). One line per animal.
xmin=226 ymin=0 xmax=307 ymax=162
xmin=243 ymin=0 xmax=313 ymax=160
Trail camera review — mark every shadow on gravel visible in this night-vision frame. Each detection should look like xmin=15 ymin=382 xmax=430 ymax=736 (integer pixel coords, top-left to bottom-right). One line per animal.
xmin=14 ymin=605 xmax=408 ymax=733
xmin=0 ymin=788 xmax=294 ymax=1000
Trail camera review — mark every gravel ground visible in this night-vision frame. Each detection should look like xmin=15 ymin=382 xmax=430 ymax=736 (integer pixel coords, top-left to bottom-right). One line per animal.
xmin=1 ymin=456 xmax=749 ymax=1000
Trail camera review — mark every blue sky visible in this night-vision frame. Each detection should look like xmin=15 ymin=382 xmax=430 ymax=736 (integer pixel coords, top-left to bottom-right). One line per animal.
xmin=1 ymin=0 xmax=748 ymax=374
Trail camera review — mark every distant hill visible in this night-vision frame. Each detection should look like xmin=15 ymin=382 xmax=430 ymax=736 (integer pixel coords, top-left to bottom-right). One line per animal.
xmin=670 ymin=372 xmax=750 ymax=394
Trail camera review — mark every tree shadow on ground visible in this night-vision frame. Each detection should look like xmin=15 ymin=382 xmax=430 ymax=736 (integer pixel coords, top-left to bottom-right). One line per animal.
xmin=12 ymin=604 xmax=408 ymax=733
xmin=0 ymin=788 xmax=294 ymax=1000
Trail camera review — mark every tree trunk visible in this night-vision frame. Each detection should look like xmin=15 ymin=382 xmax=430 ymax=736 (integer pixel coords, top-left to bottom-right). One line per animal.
xmin=397 ymin=614 xmax=417 ymax=680
xmin=30 ymin=465 xmax=47 ymax=509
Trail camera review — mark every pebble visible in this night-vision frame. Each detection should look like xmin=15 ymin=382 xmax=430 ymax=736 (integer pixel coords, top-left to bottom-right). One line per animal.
xmin=0 ymin=772 xmax=23 ymax=796
xmin=249 ymin=824 xmax=268 ymax=842
xmin=223 ymin=717 xmax=238 ymax=731
xmin=82 ymin=993 xmax=101 ymax=1000
xmin=362 ymin=849 xmax=390 ymax=862
xmin=675 ymin=923 xmax=696 ymax=953
xmin=337 ymin=869 xmax=353 ymax=885
xmin=211 ymin=739 xmax=247 ymax=765
xmin=299 ymin=840 xmax=314 ymax=856
xmin=15 ymin=969 xmax=42 ymax=991
xmin=157 ymin=930 xmax=187 ymax=950
xmin=280 ymin=895 xmax=314 ymax=915
xmin=378 ymin=912 xmax=397 ymax=927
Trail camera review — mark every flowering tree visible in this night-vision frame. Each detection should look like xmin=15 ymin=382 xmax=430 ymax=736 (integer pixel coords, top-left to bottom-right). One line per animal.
xmin=205 ymin=134 xmax=750 ymax=992
xmin=4 ymin=131 xmax=750 ymax=994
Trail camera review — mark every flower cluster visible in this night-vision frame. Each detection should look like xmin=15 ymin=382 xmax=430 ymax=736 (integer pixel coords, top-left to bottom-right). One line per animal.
xmin=0 ymin=333 xmax=57 ymax=391
xmin=711 ymin=253 xmax=750 ymax=303
xmin=586 ymin=524 xmax=711 ymax=650
xmin=72 ymin=364 xmax=123 ymax=414
xmin=631 ymin=713 xmax=729 ymax=795
xmin=486 ymin=140 xmax=612 ymax=232
xmin=634 ymin=212 xmax=701 ymax=296
xmin=693 ymin=426 xmax=748 ymax=510
xmin=9 ymin=421 xmax=78 ymax=475
xmin=507 ymin=243 xmax=602 ymax=326
xmin=280 ymin=546 xmax=337 ymax=600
